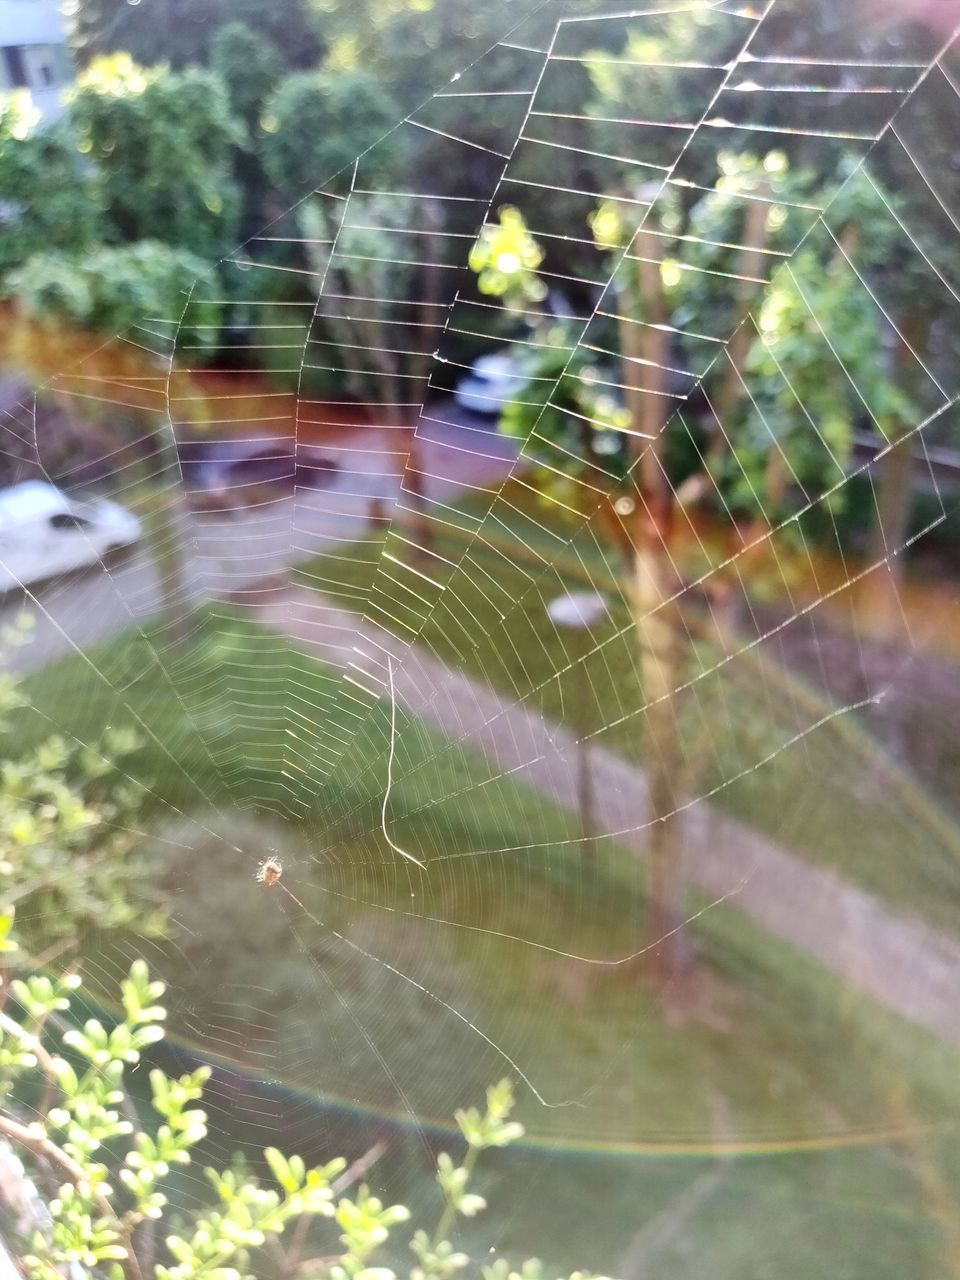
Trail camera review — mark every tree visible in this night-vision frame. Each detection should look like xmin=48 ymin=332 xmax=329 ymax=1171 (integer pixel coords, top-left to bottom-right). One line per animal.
xmin=470 ymin=207 xmax=548 ymax=315
xmin=260 ymin=70 xmax=401 ymax=204
xmin=0 ymin=94 xmax=100 ymax=284
xmin=472 ymin=154 xmax=914 ymax=992
xmin=257 ymin=71 xmax=441 ymax=551
xmin=311 ymin=0 xmax=604 ymax=116
xmin=209 ymin=23 xmax=282 ymax=131
xmin=209 ymin=23 xmax=283 ymax=240
xmin=581 ymin=0 xmax=960 ymax=603
xmin=297 ymin=191 xmax=444 ymax=554
xmin=8 ymin=242 xmax=219 ymax=344
xmin=818 ymin=163 xmax=960 ymax=615
xmin=6 ymin=241 xmax=224 ymax=645
xmin=66 ymin=0 xmax=323 ymax=70
xmin=68 ymin=55 xmax=243 ymax=262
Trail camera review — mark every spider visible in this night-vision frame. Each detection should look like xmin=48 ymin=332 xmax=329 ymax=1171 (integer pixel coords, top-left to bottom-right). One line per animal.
xmin=256 ymin=857 xmax=283 ymax=887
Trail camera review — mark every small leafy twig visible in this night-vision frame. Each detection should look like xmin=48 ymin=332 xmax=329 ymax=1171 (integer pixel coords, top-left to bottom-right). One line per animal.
xmin=0 ymin=1008 xmax=62 ymax=1107
xmin=332 ymin=1140 xmax=389 ymax=1196
xmin=285 ymin=1141 xmax=389 ymax=1278
xmin=414 ymin=1081 xmax=525 ymax=1280
xmin=0 ymin=1109 xmax=144 ymax=1280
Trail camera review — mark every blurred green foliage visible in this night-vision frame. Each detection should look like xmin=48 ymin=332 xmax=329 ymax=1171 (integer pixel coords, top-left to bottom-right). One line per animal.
xmin=69 ymin=54 xmax=242 ymax=261
xmin=67 ymin=0 xmax=323 ymax=71
xmin=261 ymin=70 xmax=402 ymax=201
xmin=209 ymin=23 xmax=282 ymax=130
xmin=7 ymin=241 xmax=222 ymax=350
xmin=0 ymin=94 xmax=100 ymax=282
xmin=0 ymin=938 xmax=603 ymax=1280
xmin=0 ymin=617 xmax=163 ymax=961
xmin=480 ymin=151 xmax=920 ymax=531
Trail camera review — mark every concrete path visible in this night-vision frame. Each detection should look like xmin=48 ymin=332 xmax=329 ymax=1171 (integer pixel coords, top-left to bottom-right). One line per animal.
xmin=256 ymin=580 xmax=960 ymax=1047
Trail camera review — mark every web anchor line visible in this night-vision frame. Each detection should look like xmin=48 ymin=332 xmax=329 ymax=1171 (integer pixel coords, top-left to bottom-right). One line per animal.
xmin=381 ymin=655 xmax=427 ymax=869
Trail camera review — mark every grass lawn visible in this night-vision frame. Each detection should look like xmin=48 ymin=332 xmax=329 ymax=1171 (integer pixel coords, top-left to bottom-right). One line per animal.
xmin=294 ymin=484 xmax=960 ymax=939
xmin=14 ymin=609 xmax=960 ymax=1279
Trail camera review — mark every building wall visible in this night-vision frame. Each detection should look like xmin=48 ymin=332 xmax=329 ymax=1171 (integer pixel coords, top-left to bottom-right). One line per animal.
xmin=0 ymin=0 xmax=71 ymax=120
xmin=0 ymin=0 xmax=67 ymax=48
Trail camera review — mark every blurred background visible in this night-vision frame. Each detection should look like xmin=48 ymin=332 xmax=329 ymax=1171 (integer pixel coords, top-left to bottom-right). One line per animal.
xmin=2 ymin=0 xmax=960 ymax=1275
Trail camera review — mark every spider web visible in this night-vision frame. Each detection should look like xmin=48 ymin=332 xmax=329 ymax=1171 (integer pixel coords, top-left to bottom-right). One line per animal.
xmin=5 ymin=0 xmax=960 ymax=1271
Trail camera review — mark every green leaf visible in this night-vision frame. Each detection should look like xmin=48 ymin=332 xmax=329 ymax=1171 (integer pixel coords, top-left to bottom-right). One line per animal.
xmin=0 ymin=907 xmax=17 ymax=953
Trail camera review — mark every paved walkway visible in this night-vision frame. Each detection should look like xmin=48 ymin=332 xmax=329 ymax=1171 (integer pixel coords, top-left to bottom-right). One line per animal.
xmin=252 ymin=581 xmax=960 ymax=1046
xmin=2 ymin=401 xmax=519 ymax=675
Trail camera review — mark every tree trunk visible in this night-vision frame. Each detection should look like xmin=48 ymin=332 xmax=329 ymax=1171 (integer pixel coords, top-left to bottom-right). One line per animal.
xmin=398 ymin=197 xmax=446 ymax=564
xmin=704 ymin=186 xmax=773 ymax=637
xmin=861 ymin=424 xmax=914 ymax=630
xmin=861 ymin=316 xmax=924 ymax=630
xmin=708 ymin=188 xmax=771 ymax=450
xmin=134 ymin=438 xmax=191 ymax=648
xmin=385 ymin=402 xmax=433 ymax=564
xmin=620 ymin=225 xmax=691 ymax=989
xmin=632 ymin=502 xmax=689 ymax=987
xmin=573 ymin=629 xmax=597 ymax=859
xmin=143 ymin=494 xmax=190 ymax=647
xmin=868 ymin=429 xmax=914 ymax=569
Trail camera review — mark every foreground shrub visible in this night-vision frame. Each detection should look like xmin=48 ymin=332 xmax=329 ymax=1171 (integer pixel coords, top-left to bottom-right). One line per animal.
xmin=0 ymin=934 xmax=612 ymax=1280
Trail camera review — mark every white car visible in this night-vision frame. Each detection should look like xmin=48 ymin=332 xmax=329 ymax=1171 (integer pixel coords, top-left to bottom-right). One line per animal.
xmin=0 ymin=482 xmax=142 ymax=593
xmin=453 ymin=351 xmax=532 ymax=415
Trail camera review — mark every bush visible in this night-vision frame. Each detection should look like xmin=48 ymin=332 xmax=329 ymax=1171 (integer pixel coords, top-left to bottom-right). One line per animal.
xmin=0 ymin=944 xmax=611 ymax=1280
xmin=0 ymin=617 xmax=163 ymax=961
xmin=7 ymin=241 xmax=222 ymax=352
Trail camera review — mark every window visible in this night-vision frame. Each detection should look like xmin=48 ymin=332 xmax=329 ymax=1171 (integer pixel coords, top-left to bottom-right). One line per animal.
xmin=48 ymin=512 xmax=89 ymax=531
xmin=2 ymin=46 xmax=29 ymax=90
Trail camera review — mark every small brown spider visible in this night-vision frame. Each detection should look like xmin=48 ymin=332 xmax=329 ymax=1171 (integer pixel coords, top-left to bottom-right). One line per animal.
xmin=256 ymin=857 xmax=282 ymax=887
